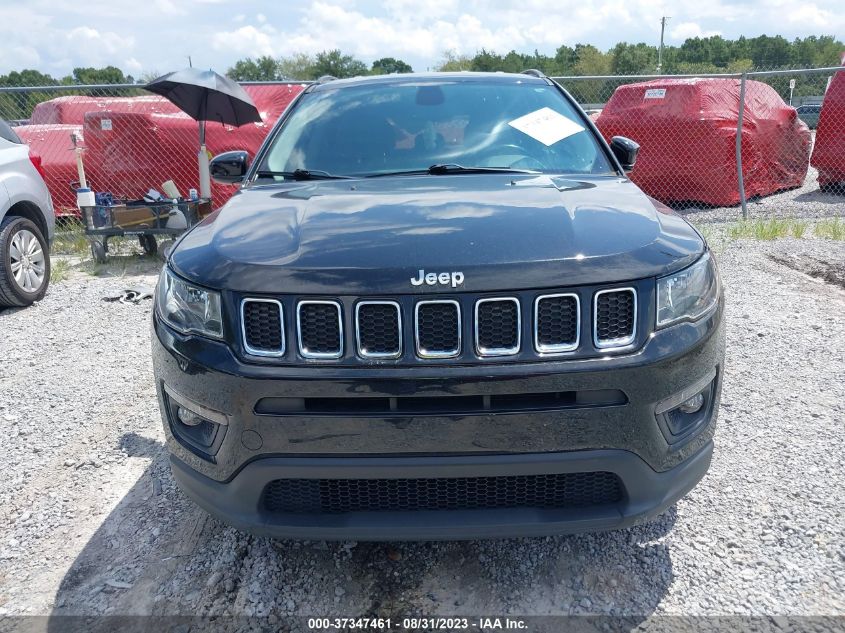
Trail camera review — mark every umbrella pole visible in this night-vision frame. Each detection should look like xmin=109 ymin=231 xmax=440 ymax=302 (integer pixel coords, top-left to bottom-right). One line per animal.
xmin=198 ymin=119 xmax=211 ymax=199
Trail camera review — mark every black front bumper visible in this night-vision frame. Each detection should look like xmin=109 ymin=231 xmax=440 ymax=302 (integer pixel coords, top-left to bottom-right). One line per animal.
xmin=170 ymin=442 xmax=712 ymax=540
xmin=152 ymin=301 xmax=724 ymax=540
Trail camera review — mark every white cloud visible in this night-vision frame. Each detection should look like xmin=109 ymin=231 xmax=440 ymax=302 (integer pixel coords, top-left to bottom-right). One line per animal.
xmin=212 ymin=25 xmax=277 ymax=57
xmin=153 ymin=0 xmax=187 ymax=16
xmin=786 ymin=3 xmax=842 ymax=28
xmin=124 ymin=57 xmax=143 ymax=74
xmin=670 ymin=21 xmax=722 ymax=41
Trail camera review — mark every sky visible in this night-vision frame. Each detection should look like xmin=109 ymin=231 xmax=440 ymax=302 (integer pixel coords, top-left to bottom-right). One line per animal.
xmin=1 ymin=0 xmax=843 ymax=78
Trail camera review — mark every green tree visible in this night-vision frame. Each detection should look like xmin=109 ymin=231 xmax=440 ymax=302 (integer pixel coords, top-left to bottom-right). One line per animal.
xmin=570 ymin=45 xmax=614 ymax=104
xmin=226 ymin=56 xmax=283 ymax=81
xmin=553 ymin=45 xmax=577 ymax=75
xmin=311 ymin=50 xmax=368 ymax=79
xmin=435 ymin=50 xmax=473 ymax=71
xmin=611 ymin=42 xmax=657 ymax=74
xmin=747 ymin=35 xmax=793 ymax=68
xmin=278 ymin=53 xmax=316 ymax=80
xmin=66 ymin=66 xmax=130 ymax=84
xmin=0 ymin=69 xmax=58 ymax=87
xmin=371 ymin=57 xmax=413 ymax=74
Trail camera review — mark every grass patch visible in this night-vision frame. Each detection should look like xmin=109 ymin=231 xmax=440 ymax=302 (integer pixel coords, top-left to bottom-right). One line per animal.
xmin=791 ymin=221 xmax=807 ymax=239
xmin=52 ymin=223 xmax=89 ymax=256
xmin=50 ymin=258 xmax=71 ymax=283
xmin=727 ymin=218 xmax=804 ymax=241
xmin=814 ymin=218 xmax=845 ymax=240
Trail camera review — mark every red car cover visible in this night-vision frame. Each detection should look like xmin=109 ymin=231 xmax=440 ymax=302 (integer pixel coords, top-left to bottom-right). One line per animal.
xmin=14 ymin=124 xmax=84 ymax=215
xmin=83 ymin=83 xmax=305 ymax=207
xmin=17 ymin=84 xmax=306 ymax=216
xmin=596 ymin=78 xmax=811 ymax=206
xmin=30 ymin=95 xmax=180 ymax=125
xmin=810 ymin=67 xmax=845 ymax=188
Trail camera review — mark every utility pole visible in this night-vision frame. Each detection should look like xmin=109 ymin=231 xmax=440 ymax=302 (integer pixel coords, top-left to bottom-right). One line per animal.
xmin=657 ymin=17 xmax=670 ymax=74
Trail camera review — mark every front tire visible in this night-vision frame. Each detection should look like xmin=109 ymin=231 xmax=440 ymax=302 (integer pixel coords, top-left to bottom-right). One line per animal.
xmin=0 ymin=216 xmax=51 ymax=307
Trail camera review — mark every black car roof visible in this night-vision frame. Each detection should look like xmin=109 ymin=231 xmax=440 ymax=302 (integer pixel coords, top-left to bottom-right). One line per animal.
xmin=309 ymin=72 xmax=550 ymax=92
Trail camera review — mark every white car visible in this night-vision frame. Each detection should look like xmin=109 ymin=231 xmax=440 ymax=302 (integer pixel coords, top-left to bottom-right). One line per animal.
xmin=0 ymin=120 xmax=54 ymax=308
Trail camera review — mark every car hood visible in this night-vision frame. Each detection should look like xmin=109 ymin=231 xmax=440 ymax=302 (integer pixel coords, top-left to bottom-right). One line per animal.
xmin=171 ymin=174 xmax=703 ymax=294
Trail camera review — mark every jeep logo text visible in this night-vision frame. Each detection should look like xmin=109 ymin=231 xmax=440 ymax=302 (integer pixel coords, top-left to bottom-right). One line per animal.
xmin=410 ymin=269 xmax=465 ymax=288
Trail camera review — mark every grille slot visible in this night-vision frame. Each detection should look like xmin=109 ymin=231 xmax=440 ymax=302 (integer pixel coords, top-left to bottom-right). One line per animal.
xmin=356 ymin=301 xmax=402 ymax=358
xmin=534 ymin=293 xmax=580 ymax=353
xmin=594 ymin=288 xmax=637 ymax=349
xmin=241 ymin=299 xmax=285 ymax=356
xmin=254 ymin=389 xmax=627 ymax=416
xmin=262 ymin=472 xmax=624 ymax=514
xmin=415 ymin=300 xmax=461 ymax=358
xmin=297 ymin=301 xmax=343 ymax=359
xmin=475 ymin=298 xmax=520 ymax=356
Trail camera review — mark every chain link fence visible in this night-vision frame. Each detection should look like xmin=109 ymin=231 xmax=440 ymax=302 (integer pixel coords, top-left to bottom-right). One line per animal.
xmin=0 ymin=69 xmax=843 ymax=221
xmin=0 ymin=82 xmax=307 ymax=217
xmin=554 ymin=66 xmax=844 ymax=217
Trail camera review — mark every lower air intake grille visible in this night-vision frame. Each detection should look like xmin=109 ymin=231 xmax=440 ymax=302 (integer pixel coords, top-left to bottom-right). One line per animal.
xmin=416 ymin=301 xmax=461 ymax=357
xmin=535 ymin=294 xmax=579 ymax=352
xmin=595 ymin=289 xmax=636 ymax=347
xmin=262 ymin=472 xmax=623 ymax=514
xmin=298 ymin=301 xmax=342 ymax=358
xmin=242 ymin=300 xmax=284 ymax=354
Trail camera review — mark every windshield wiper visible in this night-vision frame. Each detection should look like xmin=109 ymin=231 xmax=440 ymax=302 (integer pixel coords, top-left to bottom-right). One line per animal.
xmin=365 ymin=164 xmax=538 ymax=178
xmin=254 ymin=169 xmax=352 ymax=181
xmin=429 ymin=163 xmax=538 ymax=175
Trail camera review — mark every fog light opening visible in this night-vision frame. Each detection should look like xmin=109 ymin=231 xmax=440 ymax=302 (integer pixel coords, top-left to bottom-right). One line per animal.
xmin=677 ymin=392 xmax=705 ymax=414
xmin=177 ymin=406 xmax=204 ymax=427
xmin=163 ymin=385 xmax=229 ymax=456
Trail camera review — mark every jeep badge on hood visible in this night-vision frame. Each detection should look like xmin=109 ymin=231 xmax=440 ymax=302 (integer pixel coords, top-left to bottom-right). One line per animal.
xmin=410 ymin=269 xmax=465 ymax=288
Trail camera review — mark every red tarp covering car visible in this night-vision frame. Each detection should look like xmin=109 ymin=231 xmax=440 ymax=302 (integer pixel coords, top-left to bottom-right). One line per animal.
xmin=30 ymin=95 xmax=180 ymax=125
xmin=14 ymin=124 xmax=83 ymax=215
xmin=17 ymin=84 xmax=306 ymax=216
xmin=595 ymin=78 xmax=812 ymax=206
xmin=810 ymin=66 xmax=845 ymax=189
xmin=83 ymin=84 xmax=305 ymax=206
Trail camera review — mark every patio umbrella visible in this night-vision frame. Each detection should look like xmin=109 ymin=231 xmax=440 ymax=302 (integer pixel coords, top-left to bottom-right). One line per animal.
xmin=145 ymin=68 xmax=261 ymax=199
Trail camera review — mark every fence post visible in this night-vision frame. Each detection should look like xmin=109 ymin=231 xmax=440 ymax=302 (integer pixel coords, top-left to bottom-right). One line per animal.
xmin=736 ymin=72 xmax=748 ymax=219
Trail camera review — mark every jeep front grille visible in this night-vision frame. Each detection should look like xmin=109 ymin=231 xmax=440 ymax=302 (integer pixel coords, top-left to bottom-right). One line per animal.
xmin=594 ymin=288 xmax=637 ymax=349
xmin=241 ymin=299 xmax=285 ymax=356
xmin=261 ymin=472 xmax=624 ymax=514
xmin=239 ymin=287 xmax=640 ymax=362
xmin=475 ymin=297 xmax=520 ymax=356
xmin=297 ymin=301 xmax=343 ymax=358
xmin=415 ymin=300 xmax=461 ymax=358
xmin=534 ymin=293 xmax=579 ymax=353
xmin=356 ymin=301 xmax=402 ymax=358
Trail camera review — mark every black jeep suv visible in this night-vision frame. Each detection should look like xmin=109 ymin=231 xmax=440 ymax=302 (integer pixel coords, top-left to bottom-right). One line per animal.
xmin=152 ymin=72 xmax=724 ymax=540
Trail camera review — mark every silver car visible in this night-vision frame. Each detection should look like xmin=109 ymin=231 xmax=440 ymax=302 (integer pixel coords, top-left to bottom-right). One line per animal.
xmin=0 ymin=120 xmax=54 ymax=308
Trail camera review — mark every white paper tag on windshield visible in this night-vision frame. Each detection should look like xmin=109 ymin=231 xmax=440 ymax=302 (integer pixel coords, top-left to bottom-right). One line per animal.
xmin=507 ymin=107 xmax=584 ymax=146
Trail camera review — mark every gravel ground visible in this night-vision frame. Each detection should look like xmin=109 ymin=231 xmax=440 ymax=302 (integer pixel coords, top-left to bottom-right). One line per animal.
xmin=675 ymin=164 xmax=845 ymax=224
xmin=0 ymin=228 xmax=843 ymax=625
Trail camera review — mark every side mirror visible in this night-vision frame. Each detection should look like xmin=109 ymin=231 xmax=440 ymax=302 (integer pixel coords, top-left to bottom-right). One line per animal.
xmin=210 ymin=150 xmax=249 ymax=184
xmin=609 ymin=136 xmax=639 ymax=173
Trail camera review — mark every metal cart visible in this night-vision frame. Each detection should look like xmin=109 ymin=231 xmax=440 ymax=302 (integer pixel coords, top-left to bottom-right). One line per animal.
xmin=79 ymin=198 xmax=212 ymax=263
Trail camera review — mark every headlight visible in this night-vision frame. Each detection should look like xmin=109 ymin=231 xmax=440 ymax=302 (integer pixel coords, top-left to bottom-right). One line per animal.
xmin=656 ymin=252 xmax=719 ymax=328
xmin=156 ymin=267 xmax=223 ymax=339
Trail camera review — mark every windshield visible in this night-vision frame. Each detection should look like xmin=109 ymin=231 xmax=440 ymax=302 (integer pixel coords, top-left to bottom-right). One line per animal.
xmin=258 ymin=79 xmax=615 ymax=178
